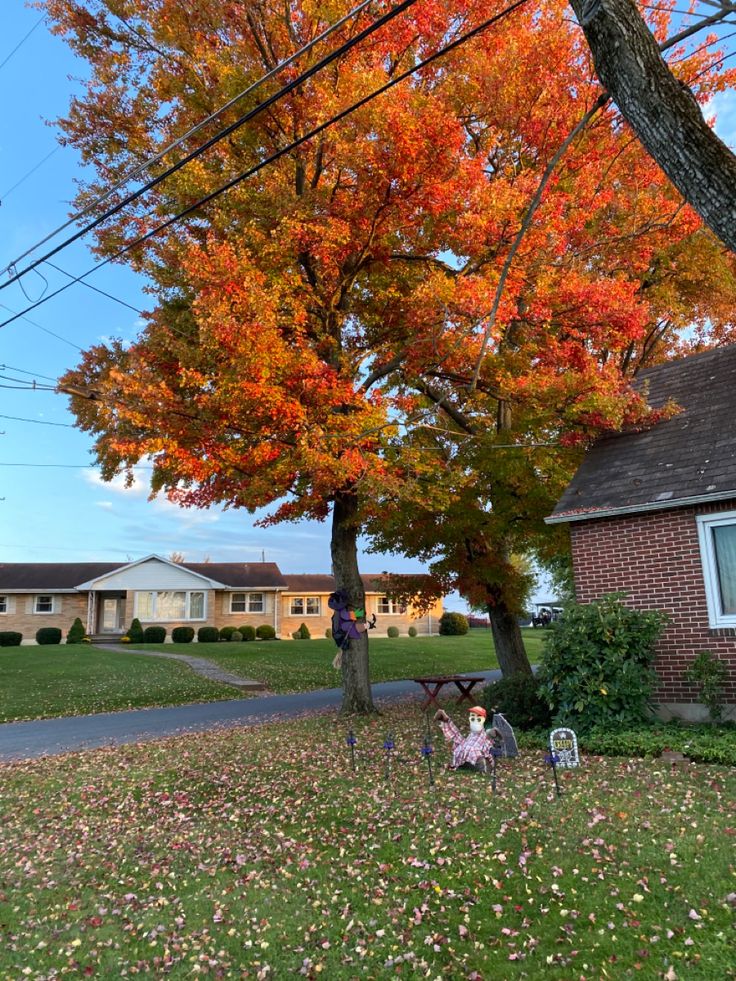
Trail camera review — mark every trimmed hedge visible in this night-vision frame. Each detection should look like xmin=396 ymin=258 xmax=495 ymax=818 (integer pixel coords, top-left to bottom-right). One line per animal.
xmin=292 ymin=623 xmax=311 ymax=640
xmin=220 ymin=626 xmax=236 ymax=641
xmin=231 ymin=630 xmax=243 ymax=642
xmin=439 ymin=611 xmax=469 ymax=635
xmin=0 ymin=631 xmax=22 ymax=647
xmin=482 ymin=674 xmax=551 ymax=731
xmin=198 ymin=626 xmax=219 ymax=643
xmin=256 ymin=624 xmax=276 ymax=640
xmin=387 ymin=626 xmax=400 ymax=638
xmin=239 ymin=625 xmax=256 ymax=642
xmin=408 ymin=626 xmax=417 ymax=637
xmin=143 ymin=626 xmax=166 ymax=643
xmin=36 ymin=627 xmax=62 ymax=645
xmin=128 ymin=618 xmax=144 ymax=643
xmin=172 ymin=626 xmax=195 ymax=643
xmin=66 ymin=617 xmax=86 ymax=644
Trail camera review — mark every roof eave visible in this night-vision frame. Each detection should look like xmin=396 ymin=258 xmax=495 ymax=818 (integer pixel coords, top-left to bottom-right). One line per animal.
xmin=545 ymin=488 xmax=736 ymax=525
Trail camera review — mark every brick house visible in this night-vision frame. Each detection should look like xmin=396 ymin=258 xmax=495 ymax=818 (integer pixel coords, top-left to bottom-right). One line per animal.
xmin=546 ymin=345 xmax=736 ymax=721
xmin=0 ymin=555 xmax=443 ymax=643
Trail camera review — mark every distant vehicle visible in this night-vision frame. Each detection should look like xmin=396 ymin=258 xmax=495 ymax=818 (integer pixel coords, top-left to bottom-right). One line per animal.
xmin=531 ymin=607 xmax=563 ymax=628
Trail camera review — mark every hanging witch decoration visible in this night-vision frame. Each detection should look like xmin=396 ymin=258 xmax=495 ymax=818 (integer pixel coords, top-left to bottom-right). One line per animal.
xmin=328 ymin=589 xmax=377 ymax=669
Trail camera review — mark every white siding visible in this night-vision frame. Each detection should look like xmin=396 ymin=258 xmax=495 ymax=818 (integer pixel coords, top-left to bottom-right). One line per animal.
xmin=90 ymin=558 xmax=217 ymax=591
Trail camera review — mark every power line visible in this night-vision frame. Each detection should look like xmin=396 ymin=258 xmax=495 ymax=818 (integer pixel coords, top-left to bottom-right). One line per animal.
xmin=0 ymin=16 xmax=44 ymax=73
xmin=0 ymin=0 xmax=531 ymax=333
xmin=2 ymin=0 xmax=377 ymax=276
xmin=0 ymin=413 xmax=74 ymax=428
xmin=0 ymin=146 xmax=60 ymax=203
xmin=0 ymin=363 xmax=59 ymax=383
xmin=0 ymin=461 xmax=153 ymax=468
xmin=1 ymin=0 xmax=419 ymax=294
xmin=0 ymin=372 xmax=57 ymax=390
xmin=44 ymin=261 xmax=144 ymax=314
xmin=0 ymin=302 xmax=83 ymax=351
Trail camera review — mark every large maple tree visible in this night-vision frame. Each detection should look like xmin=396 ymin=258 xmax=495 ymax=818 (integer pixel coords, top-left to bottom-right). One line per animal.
xmin=50 ymin=0 xmax=736 ymax=706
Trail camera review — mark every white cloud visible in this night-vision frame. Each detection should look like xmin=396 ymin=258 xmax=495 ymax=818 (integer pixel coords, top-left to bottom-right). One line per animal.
xmin=95 ymin=501 xmax=114 ymax=510
xmin=706 ymin=90 xmax=736 ymax=147
xmin=81 ymin=467 xmax=149 ymax=496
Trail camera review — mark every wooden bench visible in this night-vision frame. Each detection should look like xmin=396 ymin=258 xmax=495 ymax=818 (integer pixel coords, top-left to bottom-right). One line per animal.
xmin=412 ymin=676 xmax=486 ymax=711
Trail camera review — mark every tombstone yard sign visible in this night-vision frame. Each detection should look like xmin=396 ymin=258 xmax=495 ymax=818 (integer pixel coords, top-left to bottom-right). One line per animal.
xmin=550 ymin=727 xmax=580 ymax=768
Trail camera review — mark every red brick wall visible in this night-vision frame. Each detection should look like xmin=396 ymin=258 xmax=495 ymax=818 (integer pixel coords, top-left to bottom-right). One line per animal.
xmin=569 ymin=501 xmax=736 ymax=706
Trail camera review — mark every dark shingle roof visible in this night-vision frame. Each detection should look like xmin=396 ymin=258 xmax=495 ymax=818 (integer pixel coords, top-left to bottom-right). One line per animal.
xmin=184 ymin=563 xmax=287 ymax=588
xmin=549 ymin=345 xmax=736 ymax=524
xmin=0 ymin=561 xmax=288 ymax=590
xmin=0 ymin=563 xmax=119 ymax=590
xmin=283 ymin=574 xmax=390 ymax=593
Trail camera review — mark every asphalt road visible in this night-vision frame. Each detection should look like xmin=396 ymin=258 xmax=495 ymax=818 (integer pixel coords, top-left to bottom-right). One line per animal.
xmin=0 ymin=670 xmax=502 ymax=761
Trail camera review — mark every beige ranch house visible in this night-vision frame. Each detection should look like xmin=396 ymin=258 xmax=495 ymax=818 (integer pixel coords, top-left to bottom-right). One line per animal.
xmin=0 ymin=555 xmax=443 ymax=643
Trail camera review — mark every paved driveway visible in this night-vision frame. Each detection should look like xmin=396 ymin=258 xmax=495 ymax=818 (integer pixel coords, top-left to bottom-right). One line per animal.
xmin=0 ymin=670 xmax=502 ymax=761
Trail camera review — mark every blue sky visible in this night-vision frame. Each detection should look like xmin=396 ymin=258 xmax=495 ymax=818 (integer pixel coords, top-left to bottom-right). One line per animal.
xmin=1 ymin=2 xmax=734 ymax=608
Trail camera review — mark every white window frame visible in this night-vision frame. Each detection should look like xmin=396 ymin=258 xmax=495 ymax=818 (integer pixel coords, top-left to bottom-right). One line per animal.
xmin=290 ymin=596 xmax=321 ymax=617
xmin=0 ymin=595 xmax=7 ymax=614
xmin=697 ymin=510 xmax=736 ymax=628
xmin=377 ymin=597 xmax=406 ymax=615
xmin=229 ymin=592 xmax=264 ymax=614
xmin=34 ymin=595 xmax=55 ymax=615
xmin=133 ymin=590 xmax=207 ymax=622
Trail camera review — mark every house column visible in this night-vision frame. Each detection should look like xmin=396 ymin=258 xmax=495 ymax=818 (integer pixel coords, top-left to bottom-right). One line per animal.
xmin=86 ymin=591 xmax=96 ymax=634
xmin=273 ymin=590 xmax=279 ymax=638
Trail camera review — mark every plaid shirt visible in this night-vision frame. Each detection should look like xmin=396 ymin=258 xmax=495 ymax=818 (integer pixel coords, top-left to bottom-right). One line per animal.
xmin=439 ymin=719 xmax=495 ymax=768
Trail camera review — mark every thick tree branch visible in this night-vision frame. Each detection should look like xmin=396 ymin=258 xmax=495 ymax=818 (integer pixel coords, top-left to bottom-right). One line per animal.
xmin=569 ymin=0 xmax=736 ymax=254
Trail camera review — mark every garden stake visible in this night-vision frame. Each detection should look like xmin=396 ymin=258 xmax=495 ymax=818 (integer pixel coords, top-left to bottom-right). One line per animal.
xmin=421 ymin=734 xmax=435 ymax=787
xmin=490 ymin=748 xmax=501 ymax=793
xmin=545 ymin=745 xmax=562 ymax=798
xmin=383 ymin=732 xmax=395 ymax=782
xmin=346 ymin=729 xmax=357 ymax=772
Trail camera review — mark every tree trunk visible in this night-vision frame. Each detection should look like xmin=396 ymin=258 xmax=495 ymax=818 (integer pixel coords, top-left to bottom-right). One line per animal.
xmin=486 ymin=587 xmax=533 ymax=678
xmin=569 ymin=0 xmax=736 ymax=255
xmin=331 ymin=489 xmax=376 ymax=714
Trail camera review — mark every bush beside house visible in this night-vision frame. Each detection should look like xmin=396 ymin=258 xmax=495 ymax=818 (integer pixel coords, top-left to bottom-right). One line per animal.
xmin=439 ymin=612 xmax=469 ymax=635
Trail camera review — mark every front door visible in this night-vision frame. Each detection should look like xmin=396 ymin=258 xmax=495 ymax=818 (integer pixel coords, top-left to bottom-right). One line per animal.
xmin=100 ymin=598 xmax=124 ymax=633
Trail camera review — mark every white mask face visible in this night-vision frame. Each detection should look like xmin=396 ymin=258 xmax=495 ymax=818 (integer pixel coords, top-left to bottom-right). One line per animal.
xmin=468 ymin=714 xmax=484 ymax=734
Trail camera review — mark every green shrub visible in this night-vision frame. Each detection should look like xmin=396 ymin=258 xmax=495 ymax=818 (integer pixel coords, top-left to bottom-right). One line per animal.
xmin=239 ymin=625 xmax=256 ymax=642
xmin=230 ymin=630 xmax=243 ymax=642
xmin=0 ymin=631 xmax=22 ymax=647
xmin=143 ymin=626 xmax=166 ymax=643
xmin=387 ymin=626 xmax=400 ymax=638
xmin=128 ymin=618 xmax=144 ymax=643
xmin=172 ymin=626 xmax=195 ymax=643
xmin=198 ymin=626 xmax=219 ymax=643
xmin=256 ymin=624 xmax=276 ymax=640
xmin=439 ymin=611 xmax=469 ymax=636
xmin=36 ymin=627 xmax=62 ymax=646
xmin=686 ymin=651 xmax=729 ymax=722
xmin=325 ymin=628 xmax=332 ymax=639
xmin=537 ymin=594 xmax=668 ymax=734
xmin=66 ymin=617 xmax=86 ymax=644
xmin=581 ymin=723 xmax=736 ymax=766
xmin=292 ymin=623 xmax=311 ymax=640
xmin=408 ymin=625 xmax=418 ymax=637
xmin=482 ymin=674 xmax=552 ymax=730
xmin=219 ymin=626 xmax=236 ymax=641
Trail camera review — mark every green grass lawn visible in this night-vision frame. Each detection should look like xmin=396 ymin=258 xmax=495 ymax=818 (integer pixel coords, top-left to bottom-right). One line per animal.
xmin=1 ymin=703 xmax=733 ymax=979
xmin=0 ymin=645 xmax=239 ymax=724
xmin=132 ymin=628 xmax=546 ymax=694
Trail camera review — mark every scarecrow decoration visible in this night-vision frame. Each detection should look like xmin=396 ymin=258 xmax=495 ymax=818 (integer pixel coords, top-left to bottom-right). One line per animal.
xmin=328 ymin=589 xmax=377 ymax=669
xmin=434 ymin=705 xmax=501 ymax=773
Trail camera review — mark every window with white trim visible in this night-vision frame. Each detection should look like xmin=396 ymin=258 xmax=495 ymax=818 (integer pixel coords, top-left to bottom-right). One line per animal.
xmin=0 ymin=596 xmax=7 ymax=614
xmin=230 ymin=592 xmax=264 ymax=614
xmin=290 ymin=596 xmax=321 ymax=616
xmin=34 ymin=595 xmax=54 ymax=614
xmin=134 ymin=590 xmax=207 ymax=621
xmin=697 ymin=511 xmax=736 ymax=627
xmin=377 ymin=597 xmax=406 ymax=615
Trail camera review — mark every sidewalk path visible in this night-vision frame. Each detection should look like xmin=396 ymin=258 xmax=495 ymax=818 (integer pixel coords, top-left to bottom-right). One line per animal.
xmin=105 ymin=643 xmax=266 ymax=690
xmin=0 ymin=671 xmax=501 ymax=762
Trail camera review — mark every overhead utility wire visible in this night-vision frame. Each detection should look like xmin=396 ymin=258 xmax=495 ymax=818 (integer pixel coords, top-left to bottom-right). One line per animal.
xmin=0 ymin=363 xmax=59 ymax=382
xmin=0 ymin=0 xmax=531 ymax=333
xmin=2 ymin=0 xmax=377 ymax=276
xmin=0 ymin=146 xmax=60 ymax=203
xmin=0 ymin=413 xmax=74 ymax=428
xmin=0 ymin=16 xmax=45 ymax=73
xmin=1 ymin=0 xmax=419 ymax=294
xmin=0 ymin=302 xmax=83 ymax=350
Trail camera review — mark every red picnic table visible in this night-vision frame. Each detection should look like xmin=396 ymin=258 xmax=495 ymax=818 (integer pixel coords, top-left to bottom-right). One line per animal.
xmin=412 ymin=675 xmax=486 ymax=711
